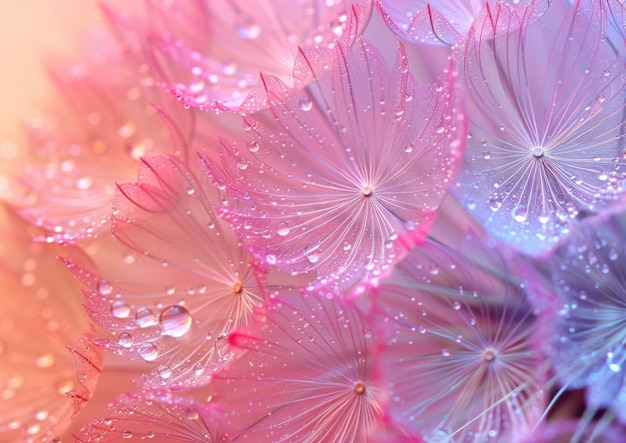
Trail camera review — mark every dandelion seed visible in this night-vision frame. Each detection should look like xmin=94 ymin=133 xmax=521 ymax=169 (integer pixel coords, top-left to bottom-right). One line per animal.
xmin=454 ymin=0 xmax=626 ymax=255
xmin=372 ymin=237 xmax=546 ymax=442
xmin=211 ymin=290 xmax=381 ymax=442
xmin=205 ymin=37 xmax=465 ymax=288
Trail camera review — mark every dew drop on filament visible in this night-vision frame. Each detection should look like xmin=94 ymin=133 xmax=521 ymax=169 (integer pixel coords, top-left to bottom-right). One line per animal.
xmin=160 ymin=305 xmax=193 ymax=338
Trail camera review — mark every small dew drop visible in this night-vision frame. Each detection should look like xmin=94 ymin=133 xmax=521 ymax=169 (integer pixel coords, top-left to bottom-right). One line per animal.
xmin=117 ymin=333 xmax=134 ymax=348
xmin=139 ymin=343 xmax=159 ymax=362
xmin=248 ymin=141 xmax=259 ymax=153
xmin=122 ymin=430 xmax=133 ymax=439
xmin=441 ymin=348 xmax=450 ymax=357
xmin=157 ymin=365 xmax=172 ymax=379
xmin=489 ymin=198 xmax=502 ymax=212
xmin=513 ymin=206 xmax=528 ymax=223
xmin=299 ymin=97 xmax=313 ymax=111
xmin=276 ymin=222 xmax=290 ymax=236
xmin=266 ymin=254 xmax=277 ymax=265
xmin=160 ymin=305 xmax=192 ymax=338
xmin=111 ymin=300 xmax=131 ymax=319
xmin=97 ymin=279 xmax=113 ymax=296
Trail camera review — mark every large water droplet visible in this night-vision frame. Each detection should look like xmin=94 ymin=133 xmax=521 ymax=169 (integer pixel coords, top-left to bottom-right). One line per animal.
xmin=111 ymin=300 xmax=130 ymax=319
xmin=160 ymin=305 xmax=192 ymax=338
xmin=531 ymin=146 xmax=544 ymax=158
xmin=139 ymin=343 xmax=159 ymax=362
xmin=235 ymin=16 xmax=261 ymax=39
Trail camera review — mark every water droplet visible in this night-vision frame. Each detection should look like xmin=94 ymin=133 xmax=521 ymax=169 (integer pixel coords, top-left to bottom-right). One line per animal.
xmin=531 ymin=146 xmax=544 ymax=158
xmin=404 ymin=145 xmax=413 ymax=153
xmin=538 ymin=213 xmax=550 ymax=224
xmin=160 ymin=305 xmax=192 ymax=338
xmin=441 ymin=348 xmax=450 ymax=357
xmin=428 ymin=265 xmax=439 ymax=275
xmin=157 ymin=365 xmax=172 ymax=379
xmin=299 ymin=97 xmax=313 ymax=111
xmin=609 ymin=249 xmax=619 ymax=261
xmin=122 ymin=430 xmax=133 ymax=439
xmin=235 ymin=16 xmax=261 ymax=39
xmin=248 ymin=140 xmax=259 ymax=153
xmin=513 ymin=206 xmax=528 ymax=223
xmin=139 ymin=343 xmax=159 ymax=362
xmin=343 ymin=242 xmax=351 ymax=251
xmin=117 ymin=333 xmax=134 ymax=348
xmin=483 ymin=151 xmax=491 ymax=159
xmin=276 ymin=222 xmax=290 ymax=236
xmin=361 ymin=185 xmax=373 ymax=196
xmin=266 ymin=254 xmax=277 ymax=265
xmin=304 ymin=242 xmax=321 ymax=264
xmin=111 ymin=300 xmax=130 ymax=319
xmin=97 ymin=279 xmax=113 ymax=296
xmin=453 ymin=301 xmax=461 ymax=311
xmin=489 ymin=198 xmax=502 ymax=211
xmin=136 ymin=308 xmax=158 ymax=328
xmin=598 ymin=94 xmax=606 ymax=103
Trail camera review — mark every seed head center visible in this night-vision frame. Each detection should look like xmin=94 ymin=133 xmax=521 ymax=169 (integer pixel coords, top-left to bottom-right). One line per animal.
xmin=354 ymin=381 xmax=366 ymax=395
xmin=362 ymin=186 xmax=373 ymax=197
xmin=482 ymin=348 xmax=497 ymax=363
xmin=232 ymin=281 xmax=243 ymax=294
xmin=531 ymin=146 xmax=545 ymax=158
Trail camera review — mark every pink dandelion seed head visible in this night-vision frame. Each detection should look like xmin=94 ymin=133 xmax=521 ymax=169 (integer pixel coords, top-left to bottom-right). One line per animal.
xmin=65 ymin=155 xmax=265 ymax=389
xmin=453 ymin=0 xmax=626 ymax=256
xmin=207 ymin=36 xmax=465 ymax=288
xmin=210 ymin=289 xmax=382 ymax=442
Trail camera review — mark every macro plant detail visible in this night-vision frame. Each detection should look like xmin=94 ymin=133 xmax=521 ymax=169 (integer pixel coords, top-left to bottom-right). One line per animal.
xmin=4 ymin=0 xmax=626 ymax=442
xmin=454 ymin=0 xmax=626 ymax=256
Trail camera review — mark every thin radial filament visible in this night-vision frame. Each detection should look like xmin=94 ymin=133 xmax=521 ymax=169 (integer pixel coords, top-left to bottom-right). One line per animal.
xmin=232 ymin=281 xmax=243 ymax=294
xmin=531 ymin=146 xmax=544 ymax=158
xmin=361 ymin=186 xmax=373 ymax=197
xmin=354 ymin=381 xmax=366 ymax=395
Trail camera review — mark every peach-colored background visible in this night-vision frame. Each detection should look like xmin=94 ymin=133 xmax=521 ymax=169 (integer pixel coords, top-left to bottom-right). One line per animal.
xmin=0 ymin=1 xmax=99 ymax=146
